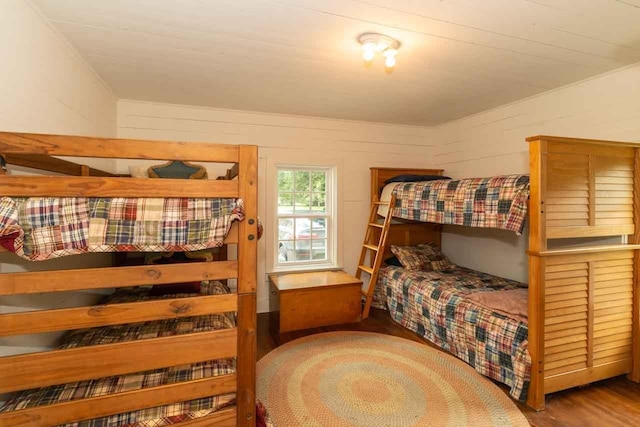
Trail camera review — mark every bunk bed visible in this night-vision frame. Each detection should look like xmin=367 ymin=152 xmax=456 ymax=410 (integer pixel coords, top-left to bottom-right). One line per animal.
xmin=368 ymin=168 xmax=532 ymax=402
xmin=369 ymin=136 xmax=640 ymax=410
xmin=0 ymin=132 xmax=259 ymax=427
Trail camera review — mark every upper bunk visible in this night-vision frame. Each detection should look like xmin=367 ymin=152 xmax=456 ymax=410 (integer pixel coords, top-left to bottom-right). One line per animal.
xmin=373 ymin=135 xmax=640 ymax=246
xmin=0 ymin=132 xmax=250 ymax=261
xmin=372 ymin=166 xmax=531 ymax=235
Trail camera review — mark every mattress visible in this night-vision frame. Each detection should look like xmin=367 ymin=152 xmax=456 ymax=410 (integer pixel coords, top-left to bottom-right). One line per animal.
xmin=380 ymin=175 xmax=530 ymax=234
xmin=0 ymin=281 xmax=237 ymax=427
xmin=379 ymin=265 xmax=531 ymax=401
xmin=0 ymin=197 xmax=244 ymax=261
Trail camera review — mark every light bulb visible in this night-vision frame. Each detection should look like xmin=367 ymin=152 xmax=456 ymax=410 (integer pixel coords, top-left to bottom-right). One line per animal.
xmin=362 ymin=49 xmax=375 ymax=62
xmin=383 ymin=49 xmax=397 ymax=68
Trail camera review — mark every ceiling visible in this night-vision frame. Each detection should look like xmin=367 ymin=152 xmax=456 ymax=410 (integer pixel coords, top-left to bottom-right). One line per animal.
xmin=33 ymin=0 xmax=640 ymax=126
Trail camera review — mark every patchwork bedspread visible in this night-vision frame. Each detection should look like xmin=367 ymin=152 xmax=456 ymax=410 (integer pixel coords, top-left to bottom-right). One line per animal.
xmin=0 ymin=282 xmax=237 ymax=427
xmin=380 ymin=266 xmax=531 ymax=401
xmin=392 ymin=174 xmax=530 ymax=234
xmin=0 ymin=197 xmax=243 ymax=261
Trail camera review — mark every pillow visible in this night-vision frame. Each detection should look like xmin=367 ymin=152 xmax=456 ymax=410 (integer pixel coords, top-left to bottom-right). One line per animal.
xmin=390 ymin=243 xmax=454 ymax=271
xmin=384 ymin=256 xmax=403 ymax=267
xmin=384 ymin=174 xmax=450 ymax=185
xmin=128 ymin=165 xmax=150 ymax=178
xmin=148 ymin=161 xmax=208 ymax=179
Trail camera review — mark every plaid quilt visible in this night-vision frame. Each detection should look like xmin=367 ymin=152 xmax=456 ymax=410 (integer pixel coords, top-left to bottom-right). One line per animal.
xmin=392 ymin=174 xmax=530 ymax=234
xmin=0 ymin=197 xmax=244 ymax=261
xmin=380 ymin=266 xmax=531 ymax=401
xmin=0 ymin=282 xmax=240 ymax=427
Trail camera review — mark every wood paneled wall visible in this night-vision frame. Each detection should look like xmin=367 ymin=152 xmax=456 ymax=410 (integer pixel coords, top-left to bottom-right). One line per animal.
xmin=0 ymin=0 xmax=118 ymax=364
xmin=431 ymin=62 xmax=640 ymax=285
xmin=117 ymin=100 xmax=436 ymax=313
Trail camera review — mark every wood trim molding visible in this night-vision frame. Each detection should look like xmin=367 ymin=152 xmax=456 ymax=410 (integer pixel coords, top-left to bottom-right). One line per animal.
xmin=526 ymin=135 xmax=638 ymax=148
xmin=529 ymin=245 xmax=640 ymax=257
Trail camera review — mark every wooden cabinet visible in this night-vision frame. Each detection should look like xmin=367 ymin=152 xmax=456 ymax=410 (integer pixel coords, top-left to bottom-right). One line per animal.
xmin=527 ymin=135 xmax=640 ymax=410
xmin=269 ymin=271 xmax=362 ymax=336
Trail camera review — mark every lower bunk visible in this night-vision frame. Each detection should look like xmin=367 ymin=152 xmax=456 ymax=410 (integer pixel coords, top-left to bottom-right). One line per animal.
xmin=376 ymin=265 xmax=531 ymax=401
xmin=0 ymin=282 xmax=259 ymax=427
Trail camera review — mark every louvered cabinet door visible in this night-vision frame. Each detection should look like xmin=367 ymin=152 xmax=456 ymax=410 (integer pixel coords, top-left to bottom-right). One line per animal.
xmin=543 ymin=251 xmax=635 ymax=393
xmin=544 ymin=257 xmax=589 ymax=378
xmin=594 ymin=156 xmax=634 ymax=230
xmin=545 ymin=152 xmax=590 ymax=231
xmin=544 ymin=142 xmax=635 ymax=239
xmin=593 ymin=252 xmax=634 ymax=366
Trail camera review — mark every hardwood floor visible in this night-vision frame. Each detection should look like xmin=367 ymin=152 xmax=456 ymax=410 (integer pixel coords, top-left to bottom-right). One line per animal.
xmin=257 ymin=308 xmax=640 ymax=427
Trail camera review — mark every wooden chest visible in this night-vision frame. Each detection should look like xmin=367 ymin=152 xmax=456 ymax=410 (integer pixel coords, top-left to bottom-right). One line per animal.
xmin=269 ymin=270 xmax=362 ymax=335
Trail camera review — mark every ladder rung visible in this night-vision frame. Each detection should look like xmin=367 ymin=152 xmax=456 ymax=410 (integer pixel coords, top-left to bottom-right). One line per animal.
xmin=358 ymin=265 xmax=373 ymax=274
xmin=373 ymin=201 xmax=390 ymax=205
xmin=368 ymin=222 xmax=384 ymax=229
xmin=361 ymin=290 xmax=369 ymax=297
xmin=363 ymin=244 xmax=379 ymax=251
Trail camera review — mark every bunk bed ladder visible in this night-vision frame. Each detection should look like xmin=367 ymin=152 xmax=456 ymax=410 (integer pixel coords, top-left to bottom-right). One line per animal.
xmin=357 ymin=194 xmax=396 ymax=319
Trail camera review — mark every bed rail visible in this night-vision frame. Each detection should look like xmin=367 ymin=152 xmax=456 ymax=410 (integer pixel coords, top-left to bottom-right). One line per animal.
xmin=1 ymin=153 xmax=117 ymax=177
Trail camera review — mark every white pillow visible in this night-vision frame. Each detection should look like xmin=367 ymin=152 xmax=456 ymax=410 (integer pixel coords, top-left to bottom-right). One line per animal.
xmin=377 ymin=182 xmax=399 ymax=217
xmin=128 ymin=165 xmax=149 ymax=178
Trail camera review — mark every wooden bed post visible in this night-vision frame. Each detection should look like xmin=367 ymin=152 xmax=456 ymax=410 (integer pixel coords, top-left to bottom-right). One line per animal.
xmin=236 ymin=145 xmax=258 ymax=426
xmin=630 ymin=148 xmax=640 ymax=383
xmin=527 ymin=137 xmax=547 ymax=411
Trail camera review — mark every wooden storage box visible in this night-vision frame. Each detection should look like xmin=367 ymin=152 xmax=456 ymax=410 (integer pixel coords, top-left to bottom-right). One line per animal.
xmin=269 ymin=271 xmax=362 ymax=335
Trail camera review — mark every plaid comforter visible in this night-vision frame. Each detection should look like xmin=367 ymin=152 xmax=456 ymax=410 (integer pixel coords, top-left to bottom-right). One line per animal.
xmin=380 ymin=266 xmax=531 ymax=401
xmin=0 ymin=197 xmax=243 ymax=261
xmin=392 ymin=174 xmax=530 ymax=234
xmin=0 ymin=282 xmax=238 ymax=427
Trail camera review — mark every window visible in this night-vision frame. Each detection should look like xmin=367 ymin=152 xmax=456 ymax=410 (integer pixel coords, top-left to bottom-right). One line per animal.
xmin=276 ymin=166 xmax=334 ymax=268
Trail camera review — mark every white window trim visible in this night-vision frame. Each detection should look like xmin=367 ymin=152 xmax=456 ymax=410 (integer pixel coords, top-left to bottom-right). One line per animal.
xmin=266 ymin=156 xmax=343 ymax=274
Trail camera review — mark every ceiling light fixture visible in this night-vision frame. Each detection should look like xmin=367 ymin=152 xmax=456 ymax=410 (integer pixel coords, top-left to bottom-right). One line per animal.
xmin=358 ymin=33 xmax=401 ymax=71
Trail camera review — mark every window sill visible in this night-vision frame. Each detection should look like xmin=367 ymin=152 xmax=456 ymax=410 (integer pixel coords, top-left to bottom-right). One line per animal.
xmin=268 ymin=263 xmax=343 ymax=275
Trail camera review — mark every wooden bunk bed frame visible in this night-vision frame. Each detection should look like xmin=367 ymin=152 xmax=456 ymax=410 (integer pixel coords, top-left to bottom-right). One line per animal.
xmin=0 ymin=132 xmax=258 ymax=427
xmin=368 ymin=167 xmax=444 ymax=260
xmin=370 ymin=136 xmax=640 ymax=410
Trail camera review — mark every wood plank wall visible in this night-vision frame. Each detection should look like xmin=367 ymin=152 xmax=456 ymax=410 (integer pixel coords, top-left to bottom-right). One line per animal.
xmin=431 ymin=63 xmax=640 ymax=285
xmin=117 ymin=100 xmax=436 ymax=313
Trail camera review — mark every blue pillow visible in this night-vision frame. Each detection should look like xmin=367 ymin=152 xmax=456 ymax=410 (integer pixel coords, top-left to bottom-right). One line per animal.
xmin=384 ymin=174 xmax=450 ymax=185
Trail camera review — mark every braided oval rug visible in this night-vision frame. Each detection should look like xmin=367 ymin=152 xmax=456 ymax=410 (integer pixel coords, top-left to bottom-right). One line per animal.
xmin=257 ymin=331 xmax=529 ymax=427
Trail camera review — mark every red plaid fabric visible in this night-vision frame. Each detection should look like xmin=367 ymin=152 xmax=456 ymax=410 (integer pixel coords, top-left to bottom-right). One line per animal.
xmin=392 ymin=175 xmax=530 ymax=234
xmin=0 ymin=282 xmax=240 ymax=427
xmin=0 ymin=197 xmax=244 ymax=261
xmin=390 ymin=243 xmax=454 ymax=271
xmin=380 ymin=266 xmax=531 ymax=401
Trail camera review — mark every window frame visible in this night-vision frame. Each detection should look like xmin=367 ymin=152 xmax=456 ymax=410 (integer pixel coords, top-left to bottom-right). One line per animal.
xmin=272 ymin=164 xmax=337 ymax=272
